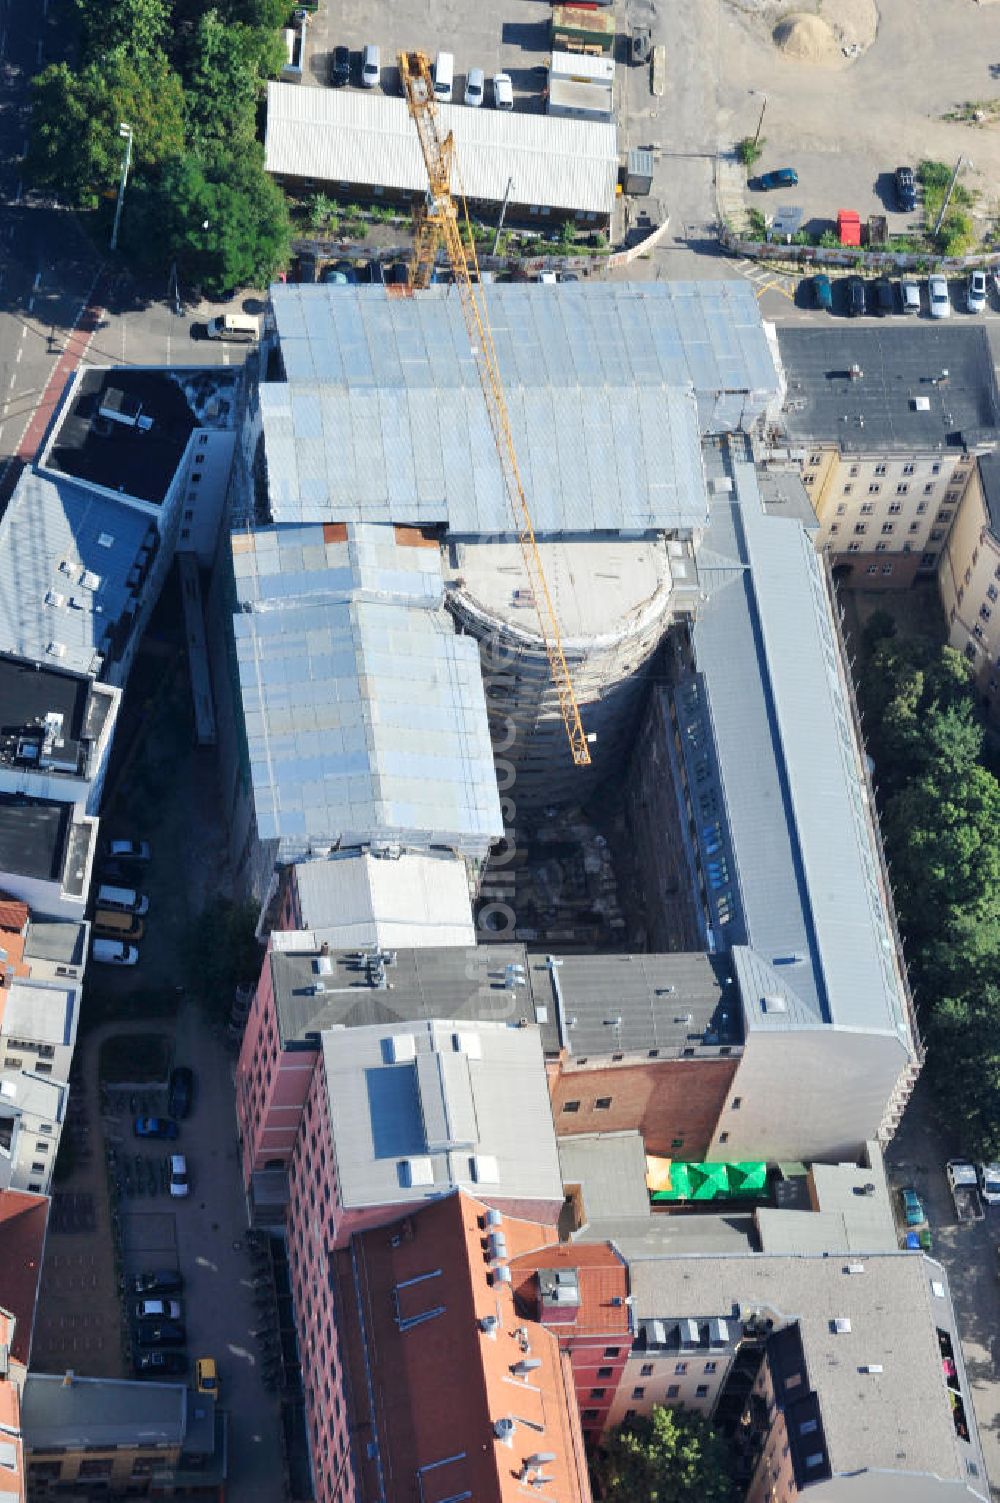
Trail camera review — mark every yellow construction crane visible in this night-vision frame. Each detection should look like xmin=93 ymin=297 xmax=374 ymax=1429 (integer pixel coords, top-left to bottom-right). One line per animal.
xmin=397 ymin=49 xmax=591 ymax=769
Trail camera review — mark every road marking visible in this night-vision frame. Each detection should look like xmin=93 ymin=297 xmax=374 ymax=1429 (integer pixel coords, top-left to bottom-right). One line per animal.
xmin=222 ymin=345 xmax=230 ymax=366
xmin=7 ymin=374 xmax=14 ymax=389
xmin=15 ymin=345 xmax=21 ymax=363
xmin=20 ymin=325 xmax=26 ymax=340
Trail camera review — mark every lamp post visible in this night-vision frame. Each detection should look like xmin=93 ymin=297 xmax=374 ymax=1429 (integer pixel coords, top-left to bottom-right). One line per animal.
xmin=110 ymin=122 xmax=133 ymax=252
xmin=751 ymin=92 xmax=767 ymax=149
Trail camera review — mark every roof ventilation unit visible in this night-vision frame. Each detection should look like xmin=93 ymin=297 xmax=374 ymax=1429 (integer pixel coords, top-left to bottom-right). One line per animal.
xmin=487 ymin=1232 xmax=508 ymax=1261
xmin=512 ymin=1358 xmax=542 ymax=1376
xmin=471 ymin=1154 xmax=499 ymax=1185
xmin=762 ymin=994 xmax=787 ymax=1013
xmin=845 ymin=1263 xmax=865 ymax=1275
xmin=484 ymin=1208 xmax=503 ymax=1229
xmin=860 ymin=1364 xmax=884 ymax=1374
xmin=832 ymin=1317 xmax=852 ymax=1335
xmin=387 ymin=1033 xmax=417 ymax=1063
xmin=398 ymin=1156 xmax=434 ymax=1188
xmin=494 ymin=1417 xmax=515 ymax=1445
xmin=492 ymin=1264 xmax=512 ymax=1287
xmin=480 ymin=1314 xmax=499 ymax=1336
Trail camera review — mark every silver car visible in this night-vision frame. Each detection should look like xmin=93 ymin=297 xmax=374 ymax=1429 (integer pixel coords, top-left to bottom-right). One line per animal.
xmin=928 ymin=275 xmax=951 ymax=319
xmin=967 ymin=269 xmax=987 ymax=315
xmin=361 ymin=43 xmax=380 ymax=88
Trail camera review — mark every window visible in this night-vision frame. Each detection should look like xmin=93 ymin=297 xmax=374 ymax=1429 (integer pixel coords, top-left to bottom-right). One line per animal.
xmin=632 ymin=1386 xmax=645 ymax=1399
xmin=35 ymin=1141 xmax=48 ymax=1154
xmin=847 ymin=542 xmax=861 ymax=554
xmin=198 ymin=433 xmax=209 ymax=446
xmin=888 ymin=501 xmax=902 ymax=514
xmin=597 ymin=1367 xmax=613 ymax=1379
xmin=719 ymin=1132 xmax=729 ymax=1144
xmin=675 ymin=1362 xmax=688 ymax=1375
xmin=800 ymin=1419 xmax=818 ymax=1436
xmin=809 ymin=453 xmax=822 ymax=466
xmin=932 ymin=462 xmax=941 ymax=475
xmin=705 ymin=1361 xmax=718 ymax=1373
xmin=936 ymin=510 xmax=953 ymax=524
xmin=981 ymin=605 xmax=992 ymax=622
xmin=805 ymin=1453 xmax=825 ymax=1469
xmin=604 ymin=1347 xmax=622 ymax=1358
xmin=842 ymin=484 xmax=853 ymax=496
xmin=902 ymin=463 xmax=915 ymax=476
xmin=611 ymin=1052 xmax=624 ymax=1062
xmin=802 ymin=474 xmax=815 ymax=487
xmin=590 ymin=1387 xmax=607 ymax=1399
xmin=916 ymin=501 xmax=928 ymax=514
xmin=924 ymin=483 xmax=935 ymax=495
xmin=882 ymin=563 xmax=893 ymax=576
xmin=909 ymin=523 xmax=920 ymax=534
xmin=641 ymin=1363 xmax=655 ymax=1377
xmin=860 ymin=503 xmax=874 ymax=516
xmin=696 ymin=1385 xmax=709 ymax=1398
xmin=732 ymin=1097 xmax=742 ymax=1109
xmin=190 ymin=472 xmax=202 ymax=484
xmin=874 ymin=464 xmax=887 ymax=476
xmin=785 ymin=1373 xmax=803 ymax=1390
xmin=667 ymin=1384 xmax=680 ymax=1398
xmin=830 ymin=524 xmax=840 ymax=536
xmin=835 ymin=503 xmax=847 ymax=516
xmin=881 ymin=523 xmax=894 ymax=535
xmin=31 ymin=1161 xmax=46 ymax=1173
xmin=930 ymin=530 xmax=944 ymax=543
xmin=853 ymin=523 xmax=867 ymax=536
xmin=562 ymin=1101 xmax=580 ymax=1114
xmin=848 ymin=465 xmax=860 ymax=478
xmin=875 ymin=543 xmax=888 ymax=554
xmin=180 ymin=529 xmax=191 ymax=541
xmin=625 ymin=1409 xmax=637 ymax=1420
xmin=594 ymin=1097 xmax=612 ymax=1111
xmin=989 ymin=585 xmax=998 ymax=603
xmin=946 ymin=490 xmax=961 ymax=504
xmin=868 ymin=483 xmax=880 ymax=495
xmin=896 ymin=483 xmax=908 ymax=496
xmin=866 ymin=564 xmax=878 ymax=575
xmin=582 ymin=1409 xmax=598 ymax=1421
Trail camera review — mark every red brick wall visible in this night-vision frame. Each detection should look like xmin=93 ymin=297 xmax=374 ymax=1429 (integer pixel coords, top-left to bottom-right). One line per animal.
xmin=551 ymin=1057 xmax=739 ymax=1158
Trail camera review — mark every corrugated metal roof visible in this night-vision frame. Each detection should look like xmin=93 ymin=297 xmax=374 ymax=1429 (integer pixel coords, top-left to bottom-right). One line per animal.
xmin=265 ymin=282 xmax=779 ymax=531
xmin=264 ymin=81 xmax=617 ymax=215
xmin=0 ymin=469 xmax=155 ymax=678
xmin=690 ymin=446 xmax=911 ymax=1042
xmin=233 ymin=522 xmax=501 ymax=860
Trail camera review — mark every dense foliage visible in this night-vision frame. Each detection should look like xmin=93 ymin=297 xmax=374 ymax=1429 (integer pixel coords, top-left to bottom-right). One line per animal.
xmin=591 ymin=1407 xmax=735 ymax=1503
xmin=858 ymin=614 xmax=1000 ymax=1155
xmin=28 ymin=0 xmax=290 ymax=292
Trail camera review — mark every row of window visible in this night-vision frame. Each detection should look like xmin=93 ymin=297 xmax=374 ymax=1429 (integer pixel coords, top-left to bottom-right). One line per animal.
xmin=808 ymin=456 xmax=950 ymax=479
xmin=590 ymin=1381 xmax=714 ymax=1401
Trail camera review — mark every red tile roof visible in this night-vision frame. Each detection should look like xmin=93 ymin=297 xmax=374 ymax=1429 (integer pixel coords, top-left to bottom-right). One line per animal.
xmin=509 ymin=1241 xmax=630 ymax=1335
xmin=341 ymin=1192 xmax=591 ymax=1503
xmin=0 ymin=1190 xmax=48 ymax=1366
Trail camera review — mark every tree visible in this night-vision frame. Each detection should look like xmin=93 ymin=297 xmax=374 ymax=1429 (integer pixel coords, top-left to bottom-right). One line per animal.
xmin=736 ymin=136 xmax=764 ymax=170
xmin=126 ymin=145 xmax=290 ymax=295
xmin=182 ymin=7 xmax=284 ymax=152
xmin=591 ymin=1407 xmax=734 ymax=1503
xmin=28 ymin=52 xmax=185 ymax=207
xmin=74 ymin=0 xmax=170 ymax=65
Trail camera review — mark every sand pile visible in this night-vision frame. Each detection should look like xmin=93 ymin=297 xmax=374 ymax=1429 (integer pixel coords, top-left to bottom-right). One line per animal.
xmin=773 ymin=12 xmax=841 ymax=62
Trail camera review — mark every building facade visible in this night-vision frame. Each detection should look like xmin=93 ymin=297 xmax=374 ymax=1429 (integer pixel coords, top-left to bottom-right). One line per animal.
xmin=939 ymin=452 xmax=1000 ymax=717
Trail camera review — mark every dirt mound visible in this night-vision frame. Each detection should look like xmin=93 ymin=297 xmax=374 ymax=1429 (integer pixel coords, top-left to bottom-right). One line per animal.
xmin=773 ymin=12 xmax=840 ymax=62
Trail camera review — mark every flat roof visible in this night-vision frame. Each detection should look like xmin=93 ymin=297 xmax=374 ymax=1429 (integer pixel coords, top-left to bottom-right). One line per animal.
xmin=0 ymin=467 xmax=157 ymax=678
xmin=21 ymin=1373 xmax=186 ymax=1451
xmin=290 ymin=851 xmax=475 ymax=949
xmin=232 ymin=523 xmax=501 ymax=858
xmin=777 ymin=326 xmax=999 ymax=453
xmin=3 ymin=982 xmax=77 ymax=1047
xmin=0 ymin=799 xmax=69 ymax=883
xmin=265 ymin=79 xmax=618 ymax=215
xmin=46 ymin=369 xmax=198 ymax=506
xmin=624 ymin=1253 xmax=983 ymax=1487
xmin=322 ymin=1019 xmax=563 ymax=1212
xmin=0 ymin=654 xmax=111 ymax=778
xmin=558 ymin=1132 xmax=653 ymax=1224
xmin=980 ymin=451 xmax=1000 ymax=534
xmin=24 ymin=920 xmax=88 ymax=968
xmin=265 ymin=282 xmax=779 ymax=531
xmin=681 ymin=444 xmax=913 ymax=1043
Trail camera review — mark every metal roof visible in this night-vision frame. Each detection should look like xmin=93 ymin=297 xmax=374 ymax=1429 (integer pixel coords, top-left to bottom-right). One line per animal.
xmin=777 ymin=325 xmax=999 ymax=453
xmin=232 ymin=522 xmax=501 ymax=859
xmin=687 ymin=444 xmax=911 ymax=1043
xmin=0 ymin=467 xmax=155 ymax=678
xmin=558 ymin=1132 xmax=652 ymax=1223
xmin=290 ymin=851 xmax=475 ymax=949
xmin=264 ymin=281 xmax=779 ymax=531
xmin=264 ymin=81 xmax=618 ymax=216
xmin=321 ymin=1019 xmax=563 ymax=1211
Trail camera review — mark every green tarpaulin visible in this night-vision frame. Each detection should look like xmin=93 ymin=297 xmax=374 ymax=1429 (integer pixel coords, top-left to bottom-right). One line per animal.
xmin=649 ymin=1160 xmax=769 ymax=1203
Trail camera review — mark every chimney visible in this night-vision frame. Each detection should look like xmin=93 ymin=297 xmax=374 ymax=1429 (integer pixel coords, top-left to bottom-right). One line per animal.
xmin=320 ymin=941 xmax=330 ymax=956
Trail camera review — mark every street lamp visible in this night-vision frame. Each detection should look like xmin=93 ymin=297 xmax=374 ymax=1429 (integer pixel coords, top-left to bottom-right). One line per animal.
xmin=750 ymin=91 xmax=767 ymax=149
xmin=110 ymin=122 xmax=133 ymax=253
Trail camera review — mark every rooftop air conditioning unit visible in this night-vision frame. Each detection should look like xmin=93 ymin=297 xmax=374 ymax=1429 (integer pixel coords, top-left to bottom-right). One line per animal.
xmin=832 ymin=1317 xmax=852 ymax=1334
xmin=494 ymin=1418 xmax=515 ymax=1443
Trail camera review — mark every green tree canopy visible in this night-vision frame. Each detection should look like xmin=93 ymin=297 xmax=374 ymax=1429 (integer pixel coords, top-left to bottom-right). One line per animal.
xmin=182 ymin=8 xmax=284 ymax=153
xmin=28 ymin=51 xmax=185 ymax=207
xmin=591 ymin=1407 xmax=734 ymax=1503
xmin=75 ymin=0 xmax=170 ymax=65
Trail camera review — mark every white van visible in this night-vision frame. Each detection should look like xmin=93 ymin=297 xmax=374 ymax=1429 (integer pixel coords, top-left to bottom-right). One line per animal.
xmin=92 ymin=937 xmax=139 ymax=966
xmin=433 ymin=51 xmax=454 ymax=103
xmin=96 ymin=883 xmax=150 ymax=917
xmin=204 ymin=314 xmax=260 ymax=343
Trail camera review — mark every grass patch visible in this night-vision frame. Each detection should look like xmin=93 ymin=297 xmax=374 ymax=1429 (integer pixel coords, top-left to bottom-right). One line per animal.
xmin=98 ymin=1029 xmax=172 ymax=1084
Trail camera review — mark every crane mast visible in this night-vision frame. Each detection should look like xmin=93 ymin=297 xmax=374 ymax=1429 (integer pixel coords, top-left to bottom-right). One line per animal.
xmin=397 ymin=49 xmax=591 ymax=768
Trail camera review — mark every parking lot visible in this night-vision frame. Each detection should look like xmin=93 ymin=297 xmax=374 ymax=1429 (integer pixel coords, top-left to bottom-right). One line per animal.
xmin=302 ymin=0 xmax=557 ymax=110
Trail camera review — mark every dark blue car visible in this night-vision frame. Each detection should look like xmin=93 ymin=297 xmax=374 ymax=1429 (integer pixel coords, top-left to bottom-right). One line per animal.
xmin=133 ymin=1117 xmax=179 ymax=1141
xmin=757 ymin=167 xmax=798 ymax=191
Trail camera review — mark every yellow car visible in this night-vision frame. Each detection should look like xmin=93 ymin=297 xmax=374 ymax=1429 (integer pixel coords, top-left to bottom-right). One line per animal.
xmin=196 ymin=1357 xmax=219 ymax=1399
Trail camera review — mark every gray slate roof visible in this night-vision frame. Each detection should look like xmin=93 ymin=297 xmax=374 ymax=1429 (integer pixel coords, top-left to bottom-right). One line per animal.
xmin=22 ymin=1373 xmax=186 ymax=1450
xmin=777 ymin=326 xmax=999 ymax=453
xmin=0 ymin=468 xmax=156 ymax=677
xmin=624 ymin=1253 xmax=983 ymax=1489
xmin=685 ymin=445 xmax=911 ymax=1041
xmin=264 ymin=281 xmax=780 ymax=532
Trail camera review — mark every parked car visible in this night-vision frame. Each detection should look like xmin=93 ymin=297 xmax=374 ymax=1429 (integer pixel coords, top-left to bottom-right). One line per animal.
xmin=492 ymin=72 xmax=513 ymax=110
xmin=433 ymin=50 xmax=454 ymax=102
xmin=946 ymin=1159 xmax=984 ymax=1221
xmin=873 ymin=277 xmax=894 ymax=315
xmin=91 ymin=938 xmax=138 ymax=967
xmin=328 ymin=45 xmax=350 ymax=87
xmin=93 ymin=909 xmax=144 ymax=941
xmin=134 ymin=1299 xmax=182 ymax=1322
xmin=134 ymin=1349 xmax=188 ymax=1377
xmin=97 ymin=857 xmax=143 ymax=884
xmin=168 ymin=1067 xmax=194 ymax=1120
xmin=133 ymin=1117 xmax=178 ymax=1141
xmin=756 ymin=167 xmax=798 ymax=191
xmin=464 ymin=67 xmax=485 ymax=107
xmin=900 ymin=279 xmax=921 ymax=314
xmin=104 ymin=838 xmax=151 ymax=862
xmin=899 ymin=1186 xmax=927 ymax=1227
xmin=361 ymin=43 xmax=380 ymax=87
xmin=811 ymin=273 xmax=833 ymax=311
xmin=894 ymin=165 xmax=916 ymax=212
xmin=135 ymin=1319 xmax=186 ymax=1347
xmin=169 ymin=1154 xmax=189 ymax=1199
xmin=196 ymin=1356 xmax=220 ymax=1399
xmin=321 ymin=260 xmax=357 ymax=285
xmin=133 ymin=1270 xmax=183 ymax=1296
xmin=928 ymin=274 xmax=951 ymax=318
xmin=977 ymin=1162 xmax=1000 ymax=1205
xmin=967 ymin=269 xmax=987 ymax=314
xmin=844 ymin=275 xmax=866 ymax=317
